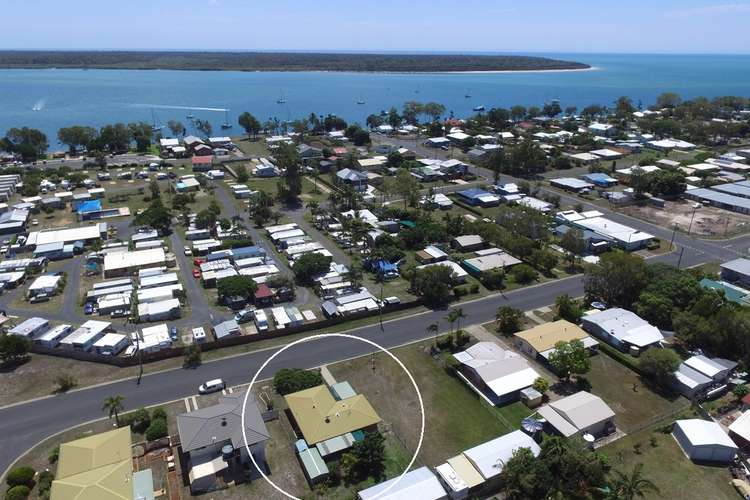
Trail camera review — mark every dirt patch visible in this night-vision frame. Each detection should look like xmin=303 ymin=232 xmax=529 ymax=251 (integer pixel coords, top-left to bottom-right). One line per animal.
xmin=621 ymin=200 xmax=750 ymax=237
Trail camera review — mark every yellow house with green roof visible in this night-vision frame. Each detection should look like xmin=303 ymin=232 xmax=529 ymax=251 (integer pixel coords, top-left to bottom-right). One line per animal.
xmin=285 ymin=385 xmax=381 ymax=445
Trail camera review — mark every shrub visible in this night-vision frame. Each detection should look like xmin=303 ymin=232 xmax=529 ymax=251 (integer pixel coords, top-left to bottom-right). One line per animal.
xmin=145 ymin=418 xmax=168 ymax=441
xmin=131 ymin=408 xmax=151 ymax=433
xmin=54 ymin=374 xmax=77 ymax=393
xmin=5 ymin=485 xmax=30 ymax=500
xmin=734 ymin=384 xmax=750 ymax=400
xmin=453 ymin=286 xmax=468 ymax=298
xmin=151 ymin=407 xmax=167 ymax=421
xmin=36 ymin=471 xmax=53 ymax=496
xmin=48 ymin=446 xmax=59 ymax=464
xmin=273 ymin=368 xmax=323 ymax=396
xmin=436 ymin=334 xmax=455 ymax=351
xmin=469 ymin=283 xmax=480 ymax=294
xmin=532 ymin=377 xmax=550 ymax=394
xmin=455 ymin=330 xmax=470 ymax=347
xmin=6 ymin=467 xmax=35 ymax=488
xmin=511 ymin=264 xmax=538 ymax=284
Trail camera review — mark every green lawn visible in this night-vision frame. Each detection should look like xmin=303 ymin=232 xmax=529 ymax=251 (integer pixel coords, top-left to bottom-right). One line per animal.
xmin=603 ymin=424 xmax=740 ymax=500
xmin=584 ymin=351 xmax=690 ymax=432
xmin=328 ymin=343 xmax=513 ymax=467
xmin=488 ymin=401 xmax=533 ymax=431
xmin=232 ymin=137 xmax=271 ymax=157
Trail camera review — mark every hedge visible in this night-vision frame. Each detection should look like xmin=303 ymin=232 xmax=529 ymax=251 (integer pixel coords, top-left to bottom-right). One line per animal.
xmin=598 ymin=342 xmax=644 ymax=375
xmin=6 ymin=467 xmax=35 ymax=488
xmin=5 ymin=485 xmax=30 ymax=500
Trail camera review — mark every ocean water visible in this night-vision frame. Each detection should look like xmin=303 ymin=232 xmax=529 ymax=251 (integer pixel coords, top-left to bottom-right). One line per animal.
xmin=1 ymin=53 xmax=749 ymax=145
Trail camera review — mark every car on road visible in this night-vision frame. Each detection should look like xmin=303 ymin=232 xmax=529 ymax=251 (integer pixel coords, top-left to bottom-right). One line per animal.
xmin=170 ymin=326 xmax=179 ymax=341
xmin=31 ymin=219 xmax=39 ymax=226
xmin=198 ymin=379 xmax=226 ymax=395
xmin=184 ymin=246 xmax=192 ymax=256
xmin=192 ymin=269 xmax=201 ymax=279
xmin=168 ymin=172 xmax=177 ymax=179
xmin=84 ymin=303 xmax=95 ymax=315
xmin=193 ymin=258 xmax=205 ymax=266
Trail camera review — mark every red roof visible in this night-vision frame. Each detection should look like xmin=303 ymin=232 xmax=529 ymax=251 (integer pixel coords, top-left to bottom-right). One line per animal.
xmin=255 ymin=284 xmax=273 ymax=299
xmin=742 ymin=393 xmax=750 ymax=406
xmin=192 ymin=156 xmax=213 ymax=165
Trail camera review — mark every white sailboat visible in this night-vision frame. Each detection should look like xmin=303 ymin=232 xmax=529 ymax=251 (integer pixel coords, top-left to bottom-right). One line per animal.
xmin=221 ymin=109 xmax=232 ymax=129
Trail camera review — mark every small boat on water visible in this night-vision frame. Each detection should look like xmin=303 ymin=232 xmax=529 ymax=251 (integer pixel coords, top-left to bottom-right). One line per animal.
xmin=221 ymin=110 xmax=232 ymax=129
xmin=473 ymin=105 xmax=486 ymax=112
xmin=276 ymin=93 xmax=286 ymax=104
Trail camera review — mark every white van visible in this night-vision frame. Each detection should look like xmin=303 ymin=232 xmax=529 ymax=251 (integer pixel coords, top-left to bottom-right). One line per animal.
xmin=254 ymin=309 xmax=269 ymax=332
xmin=198 ymin=378 xmax=226 ymax=394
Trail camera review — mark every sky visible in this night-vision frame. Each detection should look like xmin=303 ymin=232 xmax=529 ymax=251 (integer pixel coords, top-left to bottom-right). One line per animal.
xmin=2 ymin=0 xmax=749 ymax=54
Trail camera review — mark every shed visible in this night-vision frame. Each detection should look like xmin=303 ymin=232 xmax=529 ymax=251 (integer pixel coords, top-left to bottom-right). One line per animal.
xmin=673 ymin=419 xmax=737 ymax=463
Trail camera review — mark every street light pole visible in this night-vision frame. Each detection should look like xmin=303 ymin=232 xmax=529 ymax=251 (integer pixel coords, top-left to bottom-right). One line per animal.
xmin=687 ymin=205 xmax=699 ymax=236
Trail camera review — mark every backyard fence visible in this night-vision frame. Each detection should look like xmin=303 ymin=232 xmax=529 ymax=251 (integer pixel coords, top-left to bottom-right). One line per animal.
xmin=30 ymin=298 xmax=424 ymax=367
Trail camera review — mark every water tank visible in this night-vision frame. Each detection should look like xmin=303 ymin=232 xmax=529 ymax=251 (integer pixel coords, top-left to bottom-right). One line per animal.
xmin=221 ymin=444 xmax=234 ymax=460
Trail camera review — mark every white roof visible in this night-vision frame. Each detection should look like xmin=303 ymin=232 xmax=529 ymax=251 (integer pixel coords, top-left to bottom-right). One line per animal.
xmin=575 ymin=217 xmax=654 ymax=246
xmin=616 ymin=165 xmax=661 ymax=176
xmin=93 ymin=333 xmax=128 ymax=348
xmin=569 ymin=152 xmax=599 ymax=162
xmin=60 ymin=320 xmax=111 ymax=346
xmin=35 ymin=324 xmax=71 ymax=343
xmin=537 ymin=391 xmax=615 ymax=437
xmin=590 ymin=148 xmax=622 ymax=158
xmin=28 ymin=274 xmax=62 ymax=291
xmin=463 ymin=430 xmax=541 ymax=480
xmin=104 ymin=248 xmax=166 ymax=272
xmin=417 ymin=260 xmax=468 ymax=279
xmin=137 ymin=298 xmax=180 ymax=317
xmin=584 ymin=308 xmax=663 ymax=347
xmin=729 ymin=411 xmax=750 ymax=443
xmin=358 ymin=466 xmax=446 ymax=500
xmin=134 ymin=323 xmax=172 ymax=350
xmin=684 ymin=355 xmax=728 ymax=379
xmin=422 ymin=245 xmax=448 ymax=260
xmin=454 ymin=342 xmax=539 ymax=398
xmin=27 ymin=224 xmax=104 ymax=247
xmin=675 ymin=419 xmax=737 ymax=449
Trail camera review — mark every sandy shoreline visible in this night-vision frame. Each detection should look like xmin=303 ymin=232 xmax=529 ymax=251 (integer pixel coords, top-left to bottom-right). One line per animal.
xmin=443 ymin=66 xmax=599 ymax=74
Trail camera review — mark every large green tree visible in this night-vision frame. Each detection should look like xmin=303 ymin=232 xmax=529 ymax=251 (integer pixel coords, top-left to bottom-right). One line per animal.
xmin=238 ymin=112 xmax=262 ymax=139
xmin=292 ymin=252 xmax=332 ymax=285
xmin=57 ymin=126 xmax=97 ymax=154
xmin=3 ymin=127 xmax=48 ymax=160
xmin=584 ymin=252 xmax=648 ymax=308
xmin=548 ymin=340 xmax=591 ymax=382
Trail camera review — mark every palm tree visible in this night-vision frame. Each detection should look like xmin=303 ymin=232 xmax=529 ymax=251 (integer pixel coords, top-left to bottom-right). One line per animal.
xmin=427 ymin=322 xmax=439 ymax=347
xmin=454 ymin=308 xmax=467 ymax=333
xmin=102 ymin=395 xmax=125 ymax=427
xmin=445 ymin=309 xmax=460 ymax=335
xmin=609 ymin=464 xmax=659 ymax=500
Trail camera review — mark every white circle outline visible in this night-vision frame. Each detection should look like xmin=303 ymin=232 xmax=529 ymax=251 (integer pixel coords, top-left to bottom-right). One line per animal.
xmin=241 ymin=333 xmax=426 ymax=500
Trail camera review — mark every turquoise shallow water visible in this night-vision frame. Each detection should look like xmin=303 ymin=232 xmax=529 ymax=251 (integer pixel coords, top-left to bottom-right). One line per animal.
xmin=1 ymin=53 xmax=749 ymax=144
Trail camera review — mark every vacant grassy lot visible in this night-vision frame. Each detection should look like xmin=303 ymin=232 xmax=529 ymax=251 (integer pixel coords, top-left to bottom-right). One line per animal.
xmin=233 ymin=138 xmax=271 ymax=158
xmin=585 ymin=351 xmax=690 ymax=432
xmin=603 ymin=424 xmax=739 ymax=500
xmin=328 ymin=342 xmax=512 ymax=467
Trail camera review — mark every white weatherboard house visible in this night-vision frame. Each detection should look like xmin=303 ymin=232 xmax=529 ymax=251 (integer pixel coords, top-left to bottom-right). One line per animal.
xmin=358 ymin=466 xmax=447 ymax=500
xmin=673 ymin=419 xmax=737 ymax=463
xmin=581 ymin=308 xmax=663 ymax=354
xmin=454 ymin=342 xmax=540 ymax=405
xmin=673 ymin=355 xmax=738 ymax=398
xmin=462 ymin=430 xmax=540 ymax=481
xmin=537 ymin=391 xmax=615 ymax=438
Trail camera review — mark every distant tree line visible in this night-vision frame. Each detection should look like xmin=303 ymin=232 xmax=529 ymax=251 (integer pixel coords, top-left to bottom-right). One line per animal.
xmin=0 ymin=51 xmax=589 ymax=72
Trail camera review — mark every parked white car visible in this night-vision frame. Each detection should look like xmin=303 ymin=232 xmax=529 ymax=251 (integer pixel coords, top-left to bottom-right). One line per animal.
xmin=198 ymin=379 xmax=226 ymax=394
